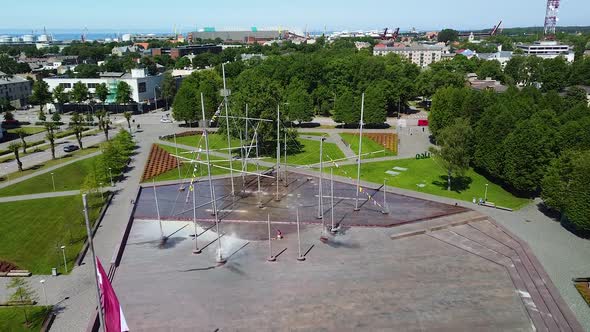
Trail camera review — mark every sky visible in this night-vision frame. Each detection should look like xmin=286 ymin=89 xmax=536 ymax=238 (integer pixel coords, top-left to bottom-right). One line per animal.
xmin=1 ymin=0 xmax=589 ymax=34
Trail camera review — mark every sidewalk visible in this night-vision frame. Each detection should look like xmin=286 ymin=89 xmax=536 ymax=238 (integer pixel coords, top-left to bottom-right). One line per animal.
xmin=0 ymin=190 xmax=81 ymax=203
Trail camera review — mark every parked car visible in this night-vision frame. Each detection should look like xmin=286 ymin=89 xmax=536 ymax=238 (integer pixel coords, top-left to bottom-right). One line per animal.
xmin=63 ymin=144 xmax=79 ymax=152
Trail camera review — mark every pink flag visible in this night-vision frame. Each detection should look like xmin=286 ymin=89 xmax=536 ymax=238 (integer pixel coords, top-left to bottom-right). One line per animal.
xmin=97 ymin=258 xmax=129 ymax=332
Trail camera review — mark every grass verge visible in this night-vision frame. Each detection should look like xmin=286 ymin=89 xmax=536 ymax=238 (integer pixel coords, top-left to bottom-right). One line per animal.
xmin=264 ymin=138 xmax=346 ymax=166
xmin=0 ymin=306 xmax=52 ymax=332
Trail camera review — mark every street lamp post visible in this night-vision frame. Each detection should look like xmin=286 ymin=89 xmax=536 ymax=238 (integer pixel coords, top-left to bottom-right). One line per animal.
xmin=51 ymin=172 xmax=55 ymax=191
xmin=60 ymin=245 xmax=67 ymax=274
xmin=40 ymin=279 xmax=47 ymax=305
xmin=108 ymin=167 xmax=114 ymax=187
xmin=153 ymin=85 xmax=159 ymax=111
xmin=484 ymin=183 xmax=489 ymax=202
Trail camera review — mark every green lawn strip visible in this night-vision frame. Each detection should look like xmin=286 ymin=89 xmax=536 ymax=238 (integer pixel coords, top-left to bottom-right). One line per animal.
xmin=164 ymin=133 xmax=242 ymax=151
xmin=322 ymin=158 xmax=530 ymax=210
xmin=0 ymin=146 xmax=101 ymax=183
xmin=144 ymin=144 xmax=267 ymax=182
xmin=6 ymin=127 xmax=46 ymax=136
xmin=0 ymin=306 xmax=52 ymax=331
xmin=0 ymin=194 xmax=104 ymax=275
xmin=340 ymin=133 xmax=396 ymax=159
xmin=298 ymin=132 xmax=325 ymax=136
xmin=264 ymin=138 xmax=346 ymax=166
xmin=0 ymin=155 xmax=102 ymax=197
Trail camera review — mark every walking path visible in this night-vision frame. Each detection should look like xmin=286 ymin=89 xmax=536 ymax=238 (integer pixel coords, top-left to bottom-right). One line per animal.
xmin=0 ymin=190 xmax=81 ymax=203
xmin=0 ymin=151 xmax=101 ymax=190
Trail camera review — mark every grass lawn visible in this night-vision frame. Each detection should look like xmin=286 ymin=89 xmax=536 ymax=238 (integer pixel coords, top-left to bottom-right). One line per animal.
xmin=164 ymin=133 xmax=241 ymax=152
xmin=145 ymin=144 xmax=268 ymax=182
xmin=6 ymin=127 xmax=46 ymax=136
xmin=264 ymin=138 xmax=346 ymax=166
xmin=0 ymin=195 xmax=104 ymax=275
xmin=340 ymin=133 xmax=396 ymax=159
xmin=298 ymin=132 xmax=325 ymax=136
xmin=325 ymin=158 xmax=530 ymax=210
xmin=0 ymin=155 xmax=101 ymax=197
xmin=0 ymin=146 xmax=100 ymax=183
xmin=0 ymin=306 xmax=52 ymax=331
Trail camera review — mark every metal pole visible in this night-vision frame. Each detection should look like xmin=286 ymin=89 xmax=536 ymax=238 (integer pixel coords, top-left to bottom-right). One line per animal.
xmin=202 ymin=93 xmax=225 ymax=264
xmin=51 ymin=172 xmax=55 ymax=191
xmin=40 ymin=280 xmax=47 ymax=305
xmin=267 ymin=214 xmax=275 ymax=261
xmin=256 ymin=132 xmax=262 ymax=208
xmin=222 ymin=63 xmax=235 ymax=196
xmin=174 ymin=133 xmax=181 ymax=180
xmin=192 ymin=181 xmax=201 ymax=254
xmin=275 ymin=105 xmax=280 ymax=201
xmin=330 ymin=168 xmax=336 ymax=232
xmin=83 ymin=194 xmax=106 ymax=332
xmin=108 ymin=168 xmax=113 ymax=187
xmin=382 ymin=179 xmax=389 ymax=214
xmin=152 ymin=178 xmax=164 ymax=241
xmin=354 ymin=93 xmax=365 ymax=211
xmin=60 ymin=246 xmax=67 ymax=273
xmin=154 ymin=86 xmax=158 ymax=110
xmin=284 ymin=131 xmax=288 ymax=187
xmin=295 ymin=209 xmax=306 ymax=261
xmin=317 ymin=137 xmax=325 ymax=219
xmin=484 ymin=183 xmax=488 ymax=202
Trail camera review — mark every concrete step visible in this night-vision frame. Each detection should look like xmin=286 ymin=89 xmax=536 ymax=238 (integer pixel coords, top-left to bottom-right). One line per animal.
xmin=390 ymin=210 xmax=486 ymax=240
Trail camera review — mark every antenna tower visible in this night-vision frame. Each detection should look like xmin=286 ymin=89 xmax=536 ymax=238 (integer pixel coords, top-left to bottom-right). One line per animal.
xmin=544 ymin=0 xmax=560 ymax=40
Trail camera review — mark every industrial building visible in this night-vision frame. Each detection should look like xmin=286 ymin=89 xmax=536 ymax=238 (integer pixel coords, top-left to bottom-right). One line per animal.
xmin=43 ymin=68 xmax=163 ymax=106
xmin=373 ymin=44 xmax=446 ymax=67
xmin=151 ymin=44 xmax=222 ymax=59
xmin=187 ymin=29 xmax=285 ymax=44
xmin=516 ymin=41 xmax=575 ymax=62
xmin=0 ymin=71 xmax=32 ymax=108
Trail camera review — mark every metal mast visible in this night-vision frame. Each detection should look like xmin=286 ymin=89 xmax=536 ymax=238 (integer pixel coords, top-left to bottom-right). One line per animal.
xmin=544 ymin=0 xmax=560 ymax=40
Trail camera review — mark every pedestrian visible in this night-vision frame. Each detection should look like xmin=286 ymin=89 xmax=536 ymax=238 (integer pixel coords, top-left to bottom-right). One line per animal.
xmin=276 ymin=230 xmax=283 ymax=240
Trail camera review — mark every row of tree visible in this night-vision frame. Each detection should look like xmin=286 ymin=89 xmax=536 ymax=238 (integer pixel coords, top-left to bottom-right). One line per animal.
xmin=428 ymin=85 xmax=590 ymax=233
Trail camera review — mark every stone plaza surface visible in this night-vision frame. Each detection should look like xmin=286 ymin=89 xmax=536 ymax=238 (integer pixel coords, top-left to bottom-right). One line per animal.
xmin=110 ymin=174 xmax=583 ymax=331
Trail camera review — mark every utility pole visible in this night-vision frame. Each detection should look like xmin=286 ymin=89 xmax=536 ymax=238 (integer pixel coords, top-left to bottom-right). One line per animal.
xmin=354 ymin=93 xmax=365 ymax=211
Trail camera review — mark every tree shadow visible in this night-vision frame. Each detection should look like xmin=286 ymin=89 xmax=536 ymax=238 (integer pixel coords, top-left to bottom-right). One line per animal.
xmin=432 ymin=175 xmax=473 ymax=193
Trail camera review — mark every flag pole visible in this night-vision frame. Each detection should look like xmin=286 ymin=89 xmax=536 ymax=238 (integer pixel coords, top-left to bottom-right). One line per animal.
xmin=296 ymin=208 xmax=305 ymax=261
xmin=267 ymin=213 xmax=276 ymax=262
xmin=222 ymin=63 xmax=235 ymax=196
xmin=354 ymin=93 xmax=365 ymax=211
xmin=82 ymin=194 xmax=105 ymax=332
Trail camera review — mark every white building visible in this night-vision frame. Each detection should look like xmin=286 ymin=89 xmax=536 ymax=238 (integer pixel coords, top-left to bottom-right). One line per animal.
xmin=373 ymin=44 xmax=445 ymax=67
xmin=516 ymin=41 xmax=575 ymax=62
xmin=43 ymin=68 xmax=163 ymax=105
xmin=477 ymin=47 xmax=514 ymax=69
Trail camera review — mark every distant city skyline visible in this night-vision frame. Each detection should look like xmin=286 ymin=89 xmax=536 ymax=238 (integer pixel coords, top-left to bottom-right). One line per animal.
xmin=2 ymin=0 xmax=589 ymax=33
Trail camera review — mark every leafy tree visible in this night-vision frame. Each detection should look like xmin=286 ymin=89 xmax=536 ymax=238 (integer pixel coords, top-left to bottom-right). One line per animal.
xmin=70 ymin=81 xmax=89 ymax=104
xmin=95 ymin=83 xmax=109 ymax=104
xmin=14 ymin=129 xmax=27 ymax=153
xmin=0 ymin=54 xmax=19 ymax=75
xmin=7 ymin=277 xmax=38 ymax=325
xmin=3 ymin=110 xmax=14 ymax=121
xmin=438 ymin=29 xmax=459 ymax=43
xmin=30 ymin=80 xmax=52 ymax=114
xmin=363 ymin=81 xmax=388 ymax=125
xmin=140 ymin=57 xmax=158 ymax=75
xmin=115 ymin=81 xmax=132 ymax=105
xmin=71 ymin=112 xmax=85 ymax=149
xmin=332 ymin=89 xmax=359 ymax=124
xmin=540 ymin=57 xmax=569 ymax=92
xmin=502 ymin=110 xmax=560 ymax=195
xmin=429 ymin=118 xmax=473 ymax=191
xmin=86 ymin=112 xmax=94 ymax=124
xmin=161 ymin=72 xmax=177 ymax=110
xmin=97 ymin=110 xmax=111 ymax=140
xmin=52 ymin=84 xmax=69 ymax=113
xmin=51 ymin=111 xmax=61 ymax=123
xmin=174 ymin=57 xmax=192 ymax=69
xmin=477 ymin=60 xmax=504 ymax=82
xmin=285 ymin=79 xmax=313 ymax=123
xmin=428 ymin=87 xmax=471 ymax=137
xmin=0 ymin=97 xmax=10 ymax=112
xmin=74 ymin=63 xmax=100 ymax=78
xmin=542 ymin=150 xmax=590 ymax=233
xmin=172 ymin=70 xmax=222 ymax=125
xmin=8 ymin=142 xmax=23 ymax=171
xmin=38 ymin=109 xmax=46 ymax=122
xmin=504 ymin=56 xmax=527 ymax=85
xmin=44 ymin=122 xmax=58 ymax=159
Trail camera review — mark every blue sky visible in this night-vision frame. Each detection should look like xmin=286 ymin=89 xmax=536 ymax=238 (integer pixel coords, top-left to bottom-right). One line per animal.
xmin=2 ymin=0 xmax=588 ymax=33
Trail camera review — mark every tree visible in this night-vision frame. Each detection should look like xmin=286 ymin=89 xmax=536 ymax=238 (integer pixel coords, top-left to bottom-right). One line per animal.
xmin=8 ymin=142 xmax=23 ymax=171
xmin=14 ymin=129 xmax=28 ymax=154
xmin=70 ymin=81 xmax=89 ymax=104
xmin=285 ymin=79 xmax=314 ymax=123
xmin=0 ymin=97 xmax=10 ymax=112
xmin=38 ymin=109 xmax=46 ymax=122
xmin=477 ymin=60 xmax=504 ymax=82
xmin=123 ymin=111 xmax=132 ymax=131
xmin=86 ymin=112 xmax=94 ymax=124
xmin=542 ymin=150 xmax=590 ymax=233
xmin=115 ymin=81 xmax=132 ymax=105
xmin=44 ymin=122 xmax=57 ymax=159
xmin=98 ymin=111 xmax=111 ymax=140
xmin=438 ymin=29 xmax=459 ymax=43
xmin=161 ymin=72 xmax=177 ymax=110
xmin=52 ymin=84 xmax=69 ymax=113
xmin=174 ymin=57 xmax=191 ymax=69
xmin=7 ymin=277 xmax=38 ymax=326
xmin=333 ymin=89 xmax=359 ymax=124
xmin=95 ymin=83 xmax=109 ymax=104
xmin=363 ymin=81 xmax=389 ymax=125
xmin=3 ymin=110 xmax=14 ymax=121
xmin=540 ymin=57 xmax=569 ymax=92
xmin=51 ymin=111 xmax=61 ymax=123
xmin=172 ymin=70 xmax=222 ymax=125
xmin=71 ymin=112 xmax=85 ymax=149
xmin=429 ymin=118 xmax=473 ymax=191
xmin=428 ymin=87 xmax=471 ymax=138
xmin=30 ymin=80 xmax=52 ymax=114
